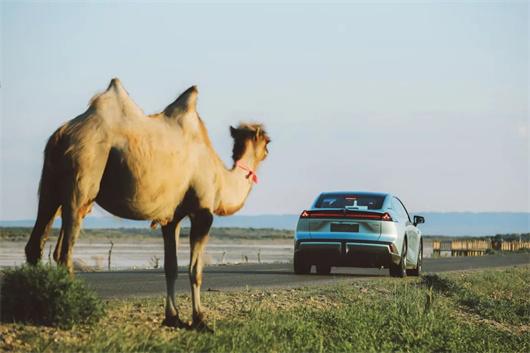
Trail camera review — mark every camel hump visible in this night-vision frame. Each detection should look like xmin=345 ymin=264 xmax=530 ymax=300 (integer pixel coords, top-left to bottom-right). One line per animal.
xmin=105 ymin=77 xmax=131 ymax=101
xmin=107 ymin=77 xmax=124 ymax=91
xmin=163 ymin=85 xmax=198 ymax=118
xmin=90 ymin=78 xmax=143 ymax=117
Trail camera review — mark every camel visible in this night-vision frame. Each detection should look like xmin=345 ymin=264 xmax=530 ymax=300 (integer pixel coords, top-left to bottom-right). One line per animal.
xmin=24 ymin=78 xmax=270 ymax=330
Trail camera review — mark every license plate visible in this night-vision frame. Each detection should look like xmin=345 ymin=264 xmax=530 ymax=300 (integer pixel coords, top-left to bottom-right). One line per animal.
xmin=330 ymin=223 xmax=359 ymax=232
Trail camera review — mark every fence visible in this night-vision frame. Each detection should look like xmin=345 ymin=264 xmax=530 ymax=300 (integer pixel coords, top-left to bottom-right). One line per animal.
xmin=495 ymin=240 xmax=530 ymax=252
xmin=432 ymin=239 xmax=530 ymax=257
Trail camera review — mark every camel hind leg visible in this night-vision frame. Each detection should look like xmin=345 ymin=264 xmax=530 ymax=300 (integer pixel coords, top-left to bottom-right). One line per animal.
xmin=55 ymin=146 xmax=108 ymax=273
xmin=57 ymin=194 xmax=95 ymax=274
xmin=53 ymin=227 xmax=65 ymax=263
xmin=25 ymin=191 xmax=60 ymax=265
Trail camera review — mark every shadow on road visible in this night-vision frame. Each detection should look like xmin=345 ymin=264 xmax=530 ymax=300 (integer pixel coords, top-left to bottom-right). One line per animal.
xmin=202 ymin=269 xmax=387 ymax=278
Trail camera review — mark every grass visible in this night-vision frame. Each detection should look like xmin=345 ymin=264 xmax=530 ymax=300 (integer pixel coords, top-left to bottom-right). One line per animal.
xmin=423 ymin=266 xmax=529 ymax=326
xmin=1 ymin=266 xmax=528 ymax=352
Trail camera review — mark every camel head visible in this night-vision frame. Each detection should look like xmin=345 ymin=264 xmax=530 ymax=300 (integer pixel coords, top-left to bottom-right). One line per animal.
xmin=230 ymin=123 xmax=270 ymax=166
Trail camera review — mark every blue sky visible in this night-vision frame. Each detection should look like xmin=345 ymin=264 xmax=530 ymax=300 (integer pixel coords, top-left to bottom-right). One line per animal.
xmin=1 ymin=1 xmax=528 ymax=220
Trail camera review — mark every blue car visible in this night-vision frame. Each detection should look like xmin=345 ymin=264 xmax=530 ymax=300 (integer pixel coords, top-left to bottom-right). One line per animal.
xmin=294 ymin=191 xmax=425 ymax=277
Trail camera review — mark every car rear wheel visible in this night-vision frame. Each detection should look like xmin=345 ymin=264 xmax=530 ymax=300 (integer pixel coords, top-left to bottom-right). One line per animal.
xmin=316 ymin=264 xmax=331 ymax=275
xmin=407 ymin=239 xmax=422 ymax=276
xmin=293 ymin=252 xmax=311 ymax=274
xmin=389 ymin=240 xmax=407 ymax=278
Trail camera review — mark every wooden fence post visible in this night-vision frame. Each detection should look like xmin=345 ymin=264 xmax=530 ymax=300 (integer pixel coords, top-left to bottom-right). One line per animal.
xmin=108 ymin=241 xmax=114 ymax=271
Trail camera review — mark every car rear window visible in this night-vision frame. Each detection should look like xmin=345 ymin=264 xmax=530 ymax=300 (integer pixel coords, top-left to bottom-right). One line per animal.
xmin=314 ymin=194 xmax=385 ymax=210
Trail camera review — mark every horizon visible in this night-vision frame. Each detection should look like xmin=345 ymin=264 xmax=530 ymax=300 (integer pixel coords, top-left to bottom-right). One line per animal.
xmin=1 ymin=2 xmax=528 ymax=220
xmin=1 ymin=211 xmax=528 ymax=237
xmin=3 ymin=210 xmax=530 ymax=222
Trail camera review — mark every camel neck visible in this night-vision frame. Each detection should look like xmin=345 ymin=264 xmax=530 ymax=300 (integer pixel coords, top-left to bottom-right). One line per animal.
xmin=213 ymin=155 xmax=257 ymax=216
xmin=235 ymin=161 xmax=258 ymax=184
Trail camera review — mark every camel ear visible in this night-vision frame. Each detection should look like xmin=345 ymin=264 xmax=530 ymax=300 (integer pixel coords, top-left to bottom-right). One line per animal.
xmin=164 ymin=86 xmax=198 ymax=117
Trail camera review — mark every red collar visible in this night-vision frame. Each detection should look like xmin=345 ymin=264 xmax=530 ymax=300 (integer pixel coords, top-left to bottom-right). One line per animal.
xmin=236 ymin=161 xmax=258 ymax=184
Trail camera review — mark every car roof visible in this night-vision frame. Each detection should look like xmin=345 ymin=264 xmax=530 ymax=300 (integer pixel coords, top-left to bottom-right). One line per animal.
xmin=319 ymin=191 xmax=391 ymax=198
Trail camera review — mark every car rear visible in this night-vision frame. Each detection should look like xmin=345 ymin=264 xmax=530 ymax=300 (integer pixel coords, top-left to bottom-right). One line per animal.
xmin=294 ymin=192 xmax=400 ymax=272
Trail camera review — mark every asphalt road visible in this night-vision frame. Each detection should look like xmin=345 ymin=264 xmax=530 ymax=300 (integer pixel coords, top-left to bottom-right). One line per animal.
xmin=79 ymin=253 xmax=530 ymax=298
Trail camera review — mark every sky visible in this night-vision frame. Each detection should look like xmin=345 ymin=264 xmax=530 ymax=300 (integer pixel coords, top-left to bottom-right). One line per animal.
xmin=1 ymin=1 xmax=528 ymax=220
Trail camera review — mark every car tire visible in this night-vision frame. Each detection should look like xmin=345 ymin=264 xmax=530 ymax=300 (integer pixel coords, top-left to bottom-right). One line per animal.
xmin=389 ymin=240 xmax=407 ymax=278
xmin=293 ymin=252 xmax=311 ymax=274
xmin=407 ymin=239 xmax=422 ymax=276
xmin=316 ymin=264 xmax=331 ymax=275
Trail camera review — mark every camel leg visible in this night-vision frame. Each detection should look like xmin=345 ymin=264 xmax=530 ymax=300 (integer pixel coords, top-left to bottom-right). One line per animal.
xmin=53 ymin=227 xmax=65 ymax=263
xmin=57 ymin=202 xmax=84 ymax=274
xmin=161 ymin=220 xmax=187 ymax=328
xmin=188 ymin=209 xmax=213 ymax=331
xmin=25 ymin=195 xmax=60 ymax=265
xmin=57 ymin=177 xmax=96 ymax=274
xmin=55 ymin=151 xmax=105 ymax=273
xmin=53 ymin=195 xmax=90 ymax=264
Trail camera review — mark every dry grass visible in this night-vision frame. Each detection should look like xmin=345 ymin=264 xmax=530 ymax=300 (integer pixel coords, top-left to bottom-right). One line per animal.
xmin=1 ymin=266 xmax=529 ymax=353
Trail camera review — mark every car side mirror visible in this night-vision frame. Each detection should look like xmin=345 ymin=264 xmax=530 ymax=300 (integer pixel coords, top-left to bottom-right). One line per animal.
xmin=413 ymin=215 xmax=425 ymax=227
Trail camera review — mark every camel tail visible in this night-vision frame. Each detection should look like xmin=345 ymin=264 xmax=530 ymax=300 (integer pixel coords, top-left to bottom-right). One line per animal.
xmin=25 ymin=128 xmax=65 ymax=264
xmin=38 ymin=131 xmax=62 ymax=198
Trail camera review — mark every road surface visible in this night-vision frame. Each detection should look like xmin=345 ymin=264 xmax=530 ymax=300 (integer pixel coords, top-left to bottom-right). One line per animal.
xmin=79 ymin=253 xmax=530 ymax=298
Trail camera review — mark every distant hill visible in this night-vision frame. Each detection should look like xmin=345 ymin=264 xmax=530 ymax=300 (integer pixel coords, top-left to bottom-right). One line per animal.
xmin=1 ymin=212 xmax=528 ymax=236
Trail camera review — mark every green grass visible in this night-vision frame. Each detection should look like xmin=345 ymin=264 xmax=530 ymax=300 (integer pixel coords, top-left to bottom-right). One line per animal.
xmin=423 ymin=266 xmax=529 ymax=325
xmin=1 ymin=266 xmax=528 ymax=352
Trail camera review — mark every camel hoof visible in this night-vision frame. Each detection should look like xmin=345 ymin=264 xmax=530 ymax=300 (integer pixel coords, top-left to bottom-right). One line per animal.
xmin=25 ymin=247 xmax=40 ymax=265
xmin=162 ymin=315 xmax=189 ymax=329
xmin=26 ymin=257 xmax=39 ymax=266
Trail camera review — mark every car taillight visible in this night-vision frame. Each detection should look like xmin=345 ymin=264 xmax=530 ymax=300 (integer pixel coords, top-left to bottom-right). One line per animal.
xmin=382 ymin=212 xmax=393 ymax=221
xmin=299 ymin=210 xmax=393 ymax=221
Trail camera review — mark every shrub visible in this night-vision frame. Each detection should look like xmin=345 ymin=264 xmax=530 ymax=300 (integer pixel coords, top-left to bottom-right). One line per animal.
xmin=1 ymin=264 xmax=104 ymax=328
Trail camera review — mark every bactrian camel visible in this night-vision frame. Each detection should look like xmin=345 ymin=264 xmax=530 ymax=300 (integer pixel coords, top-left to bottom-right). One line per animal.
xmin=25 ymin=78 xmax=270 ymax=330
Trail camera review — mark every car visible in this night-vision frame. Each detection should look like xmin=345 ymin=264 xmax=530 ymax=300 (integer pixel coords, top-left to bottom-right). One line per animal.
xmin=293 ymin=191 xmax=425 ymax=277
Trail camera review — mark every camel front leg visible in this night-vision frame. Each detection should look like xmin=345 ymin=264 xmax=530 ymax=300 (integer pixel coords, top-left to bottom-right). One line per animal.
xmin=189 ymin=209 xmax=213 ymax=331
xmin=161 ymin=220 xmax=187 ymax=328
